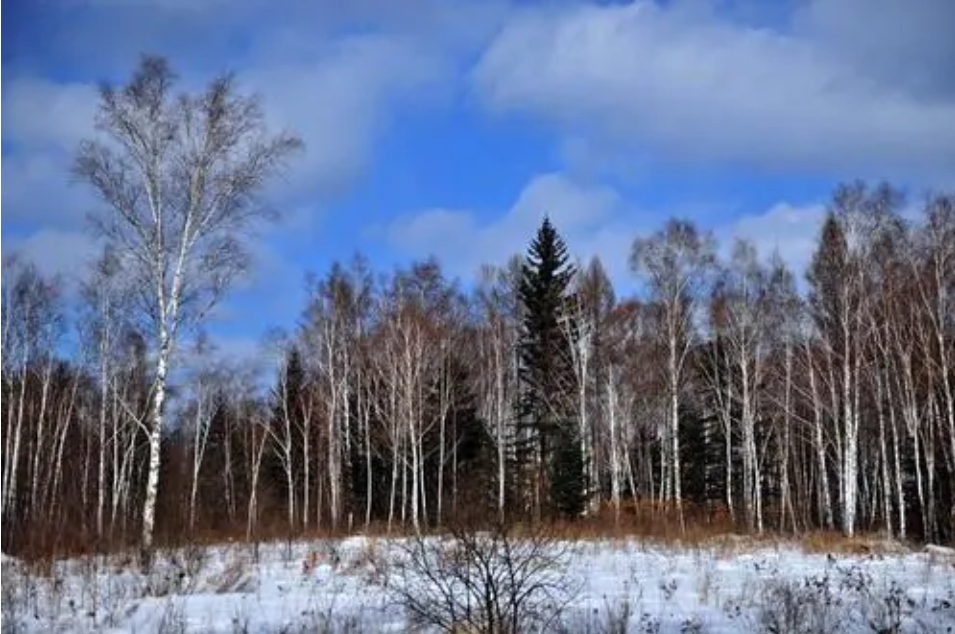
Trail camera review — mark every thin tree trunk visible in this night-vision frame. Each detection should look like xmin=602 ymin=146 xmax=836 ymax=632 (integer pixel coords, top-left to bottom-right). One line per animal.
xmin=141 ymin=332 xmax=170 ymax=565
xmin=669 ymin=333 xmax=685 ymax=532
xmin=808 ymin=347 xmax=834 ymax=529
xmin=780 ymin=341 xmax=796 ymax=533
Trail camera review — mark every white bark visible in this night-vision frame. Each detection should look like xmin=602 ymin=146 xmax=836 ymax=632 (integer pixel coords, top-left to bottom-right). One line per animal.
xmin=75 ymin=57 xmax=301 ymax=561
xmin=564 ymin=297 xmax=597 ymax=515
xmin=807 ymin=344 xmax=835 ymax=529
xmin=631 ymin=221 xmax=715 ymax=532
xmin=187 ymin=368 xmax=217 ymax=532
xmin=141 ymin=339 xmax=167 ymax=556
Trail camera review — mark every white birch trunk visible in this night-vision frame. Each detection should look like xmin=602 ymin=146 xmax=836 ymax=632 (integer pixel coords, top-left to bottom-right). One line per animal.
xmin=808 ymin=347 xmax=834 ymax=529
xmin=141 ymin=337 xmax=168 ymax=559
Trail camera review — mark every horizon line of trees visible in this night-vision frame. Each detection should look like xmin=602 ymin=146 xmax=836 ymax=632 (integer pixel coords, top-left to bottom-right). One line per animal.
xmin=2 ymin=57 xmax=953 ymax=561
xmin=4 ymin=180 xmax=953 ymax=556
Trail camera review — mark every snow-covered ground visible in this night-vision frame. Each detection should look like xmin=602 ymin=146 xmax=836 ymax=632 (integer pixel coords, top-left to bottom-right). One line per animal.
xmin=3 ymin=536 xmax=954 ymax=633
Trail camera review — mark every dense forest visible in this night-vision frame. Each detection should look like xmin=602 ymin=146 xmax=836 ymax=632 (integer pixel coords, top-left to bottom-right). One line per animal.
xmin=3 ymin=58 xmax=954 ymax=560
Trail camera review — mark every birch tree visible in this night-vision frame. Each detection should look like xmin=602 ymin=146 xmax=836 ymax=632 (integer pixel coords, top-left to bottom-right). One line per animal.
xmin=601 ymin=300 xmax=640 ymax=523
xmin=630 ymin=220 xmax=715 ymax=531
xmin=710 ymin=239 xmax=772 ymax=533
xmin=808 ymin=182 xmax=901 ymax=537
xmin=270 ymin=346 xmax=309 ymax=533
xmin=765 ymin=254 xmax=802 ymax=533
xmin=74 ymin=55 xmax=301 ymax=563
xmin=301 ymin=260 xmax=372 ymax=530
xmin=1 ymin=258 xmax=65 ymax=547
xmin=564 ymin=257 xmax=615 ymax=515
xmin=79 ymin=247 xmax=140 ymax=544
xmin=912 ymin=194 xmax=955 ymax=502
xmin=474 ymin=260 xmax=521 ymax=522
xmin=179 ymin=344 xmax=232 ymax=533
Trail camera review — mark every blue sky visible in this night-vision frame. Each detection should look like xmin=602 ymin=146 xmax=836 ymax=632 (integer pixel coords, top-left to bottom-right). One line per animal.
xmin=4 ymin=0 xmax=955 ymax=362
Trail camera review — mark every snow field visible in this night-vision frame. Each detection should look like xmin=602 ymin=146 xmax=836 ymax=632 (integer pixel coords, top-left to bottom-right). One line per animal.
xmin=3 ymin=537 xmax=954 ymax=633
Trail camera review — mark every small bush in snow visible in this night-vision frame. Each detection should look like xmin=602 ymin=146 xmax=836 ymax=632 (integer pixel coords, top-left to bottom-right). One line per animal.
xmin=553 ymin=595 xmax=634 ymax=634
xmin=392 ymin=522 xmax=576 ymax=634
xmin=864 ymin=581 xmax=912 ymax=633
xmin=139 ymin=548 xmax=204 ymax=598
xmin=751 ymin=562 xmax=954 ymax=634
xmin=601 ymin=597 xmax=635 ymax=634
xmin=755 ymin=571 xmax=844 ymax=634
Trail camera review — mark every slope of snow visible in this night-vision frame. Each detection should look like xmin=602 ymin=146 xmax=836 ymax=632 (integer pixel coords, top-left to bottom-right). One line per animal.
xmin=3 ymin=537 xmax=953 ymax=633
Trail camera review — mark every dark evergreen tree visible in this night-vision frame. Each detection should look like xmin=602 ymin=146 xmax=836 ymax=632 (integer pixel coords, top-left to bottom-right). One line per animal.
xmin=550 ymin=425 xmax=585 ymax=517
xmin=807 ymin=213 xmax=849 ymax=350
xmin=517 ymin=217 xmax=584 ymax=519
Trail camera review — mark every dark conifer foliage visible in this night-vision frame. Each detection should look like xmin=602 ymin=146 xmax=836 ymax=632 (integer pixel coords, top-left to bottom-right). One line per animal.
xmin=517 ymin=217 xmax=585 ymax=518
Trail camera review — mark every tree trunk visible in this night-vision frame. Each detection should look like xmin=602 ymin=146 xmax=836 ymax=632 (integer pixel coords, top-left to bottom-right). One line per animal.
xmin=141 ymin=338 xmax=168 ymax=567
xmin=808 ymin=348 xmax=834 ymax=530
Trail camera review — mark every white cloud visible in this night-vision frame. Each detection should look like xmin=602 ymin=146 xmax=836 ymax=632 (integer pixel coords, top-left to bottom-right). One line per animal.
xmin=1 ymin=26 xmax=462 ymax=288
xmin=793 ymin=0 xmax=955 ymax=101
xmin=3 ymin=78 xmax=99 ymax=150
xmin=246 ymin=33 xmax=449 ymax=201
xmin=390 ymin=171 xmax=831 ymax=294
xmin=1 ymin=152 xmax=90 ymax=227
xmin=2 ymin=78 xmax=100 ymax=226
xmin=472 ymin=0 xmax=955 ymax=181
xmin=388 ymin=172 xmax=640 ymax=286
xmin=720 ymin=202 xmax=827 ymax=277
xmin=206 ymin=333 xmax=280 ymax=370
xmin=5 ymin=229 xmax=101 ymax=284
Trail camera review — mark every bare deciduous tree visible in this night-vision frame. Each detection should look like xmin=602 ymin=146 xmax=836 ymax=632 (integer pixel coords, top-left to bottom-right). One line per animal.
xmin=74 ymin=55 xmax=302 ymax=563
xmin=630 ymin=219 xmax=715 ymax=531
xmin=709 ymin=239 xmax=773 ymax=533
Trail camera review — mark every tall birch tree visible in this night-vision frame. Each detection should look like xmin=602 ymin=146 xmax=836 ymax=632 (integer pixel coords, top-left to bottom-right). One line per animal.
xmin=630 ymin=220 xmax=715 ymax=531
xmin=74 ymin=56 xmax=301 ymax=563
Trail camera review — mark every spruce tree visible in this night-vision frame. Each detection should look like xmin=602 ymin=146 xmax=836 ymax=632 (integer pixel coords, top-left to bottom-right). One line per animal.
xmin=517 ymin=217 xmax=584 ymax=519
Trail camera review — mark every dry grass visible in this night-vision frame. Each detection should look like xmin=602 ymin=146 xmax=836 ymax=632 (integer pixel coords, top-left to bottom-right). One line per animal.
xmin=536 ymin=500 xmax=741 ymax=547
xmin=796 ymin=531 xmax=910 ymax=556
xmin=8 ymin=498 xmax=922 ymax=572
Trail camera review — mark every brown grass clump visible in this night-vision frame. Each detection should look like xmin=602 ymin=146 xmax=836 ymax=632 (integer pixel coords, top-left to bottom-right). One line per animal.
xmin=539 ymin=499 xmax=739 ymax=547
xmin=797 ymin=531 xmax=910 ymax=556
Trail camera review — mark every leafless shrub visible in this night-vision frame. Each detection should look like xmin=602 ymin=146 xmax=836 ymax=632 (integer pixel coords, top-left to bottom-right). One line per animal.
xmin=754 ymin=570 xmax=845 ymax=634
xmin=680 ymin=615 xmax=706 ymax=633
xmin=210 ymin=557 xmax=255 ymax=594
xmin=262 ymin=597 xmax=367 ymax=634
xmin=140 ymin=551 xmax=196 ymax=598
xmin=635 ymin=611 xmax=661 ymax=634
xmin=76 ymin=554 xmax=136 ymax=628
xmin=856 ymin=574 xmax=955 ymax=634
xmin=746 ymin=563 xmax=955 ymax=634
xmin=298 ymin=610 xmax=365 ymax=634
xmin=921 ymin=587 xmax=955 ymax=632
xmin=341 ymin=537 xmax=389 ymax=587
xmin=555 ymin=595 xmax=634 ymax=634
xmin=858 ymin=579 xmax=911 ymax=634
xmin=178 ymin=544 xmax=208 ymax=581
xmin=391 ymin=522 xmax=577 ymax=634
xmin=602 ymin=599 xmax=634 ymax=634
xmin=263 ymin=619 xmax=366 ymax=634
